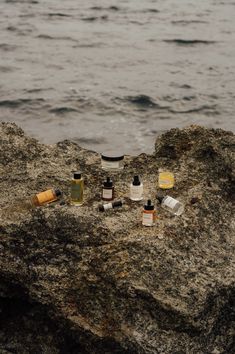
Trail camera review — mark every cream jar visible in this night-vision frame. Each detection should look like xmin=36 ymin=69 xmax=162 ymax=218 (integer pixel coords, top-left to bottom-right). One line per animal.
xmin=101 ymin=151 xmax=124 ymax=171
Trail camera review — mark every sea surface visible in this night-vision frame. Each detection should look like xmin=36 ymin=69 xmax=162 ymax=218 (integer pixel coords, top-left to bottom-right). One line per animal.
xmin=0 ymin=0 xmax=235 ymax=154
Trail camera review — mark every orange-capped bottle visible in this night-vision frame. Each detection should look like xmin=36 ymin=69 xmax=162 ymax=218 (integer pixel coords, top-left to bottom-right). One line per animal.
xmin=31 ymin=188 xmax=62 ymax=206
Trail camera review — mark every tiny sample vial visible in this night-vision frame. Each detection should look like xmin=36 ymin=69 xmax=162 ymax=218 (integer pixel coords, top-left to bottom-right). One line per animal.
xmin=31 ymin=188 xmax=62 ymax=206
xmin=130 ymin=175 xmax=143 ymax=201
xmin=70 ymin=172 xmax=84 ymax=206
xmin=142 ymin=199 xmax=156 ymax=227
xmin=101 ymin=151 xmax=124 ymax=171
xmin=158 ymin=170 xmax=174 ymax=189
xmin=156 ymin=194 xmax=184 ymax=216
xmin=102 ymin=177 xmax=114 ymax=201
xmin=98 ymin=200 xmax=123 ymax=212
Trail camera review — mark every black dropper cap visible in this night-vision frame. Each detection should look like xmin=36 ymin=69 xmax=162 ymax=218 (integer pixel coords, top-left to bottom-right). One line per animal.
xmin=74 ymin=171 xmax=82 ymax=179
xmin=156 ymin=191 xmax=164 ymax=203
xmin=144 ymin=199 xmax=154 ymax=210
xmin=103 ymin=177 xmax=113 ymax=188
xmin=133 ymin=175 xmax=141 ymax=186
xmin=54 ymin=188 xmax=62 ymax=197
xmin=113 ymin=200 xmax=123 ymax=208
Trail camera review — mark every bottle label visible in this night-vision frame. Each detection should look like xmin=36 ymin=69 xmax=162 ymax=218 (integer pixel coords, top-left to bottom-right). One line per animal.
xmin=71 ymin=183 xmax=83 ymax=201
xmin=163 ymin=196 xmax=178 ymax=209
xmin=36 ymin=189 xmax=55 ymax=205
xmin=130 ymin=185 xmax=143 ymax=200
xmin=142 ymin=212 xmax=154 ymax=226
xmin=103 ymin=203 xmax=112 ymax=210
xmin=102 ymin=160 xmax=120 ymax=169
xmin=102 ymin=188 xmax=113 ymax=199
xmin=158 ymin=172 xmax=174 ymax=189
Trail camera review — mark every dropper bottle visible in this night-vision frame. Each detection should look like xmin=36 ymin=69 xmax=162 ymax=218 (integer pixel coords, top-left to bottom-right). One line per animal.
xmin=102 ymin=177 xmax=114 ymax=201
xmin=130 ymin=175 xmax=143 ymax=201
xmin=142 ymin=199 xmax=156 ymax=226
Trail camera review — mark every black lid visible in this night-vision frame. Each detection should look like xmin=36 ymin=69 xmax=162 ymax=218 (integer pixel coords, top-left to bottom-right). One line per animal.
xmin=98 ymin=204 xmax=105 ymax=212
xmin=156 ymin=191 xmax=165 ymax=203
xmin=101 ymin=151 xmax=124 ymax=162
xmin=112 ymin=200 xmax=123 ymax=208
xmin=73 ymin=171 xmax=82 ymax=179
xmin=103 ymin=177 xmax=113 ymax=188
xmin=133 ymin=175 xmax=141 ymax=186
xmin=54 ymin=188 xmax=62 ymax=197
xmin=144 ymin=199 xmax=154 ymax=210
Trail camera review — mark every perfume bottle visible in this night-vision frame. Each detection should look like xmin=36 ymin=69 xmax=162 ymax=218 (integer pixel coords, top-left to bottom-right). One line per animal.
xmin=70 ymin=172 xmax=84 ymax=206
xmin=130 ymin=175 xmax=143 ymax=201
xmin=98 ymin=200 xmax=123 ymax=212
xmin=102 ymin=177 xmax=114 ymax=201
xmin=156 ymin=193 xmax=184 ymax=216
xmin=142 ymin=200 xmax=156 ymax=226
xmin=158 ymin=170 xmax=174 ymax=189
xmin=31 ymin=188 xmax=62 ymax=206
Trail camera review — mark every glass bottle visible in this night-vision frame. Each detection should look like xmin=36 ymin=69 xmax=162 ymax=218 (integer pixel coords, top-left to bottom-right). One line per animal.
xmin=70 ymin=172 xmax=84 ymax=206
xmin=156 ymin=194 xmax=184 ymax=216
xmin=98 ymin=200 xmax=123 ymax=212
xmin=31 ymin=188 xmax=62 ymax=206
xmin=142 ymin=199 xmax=156 ymax=226
xmin=130 ymin=175 xmax=143 ymax=201
xmin=158 ymin=170 xmax=174 ymax=189
xmin=102 ymin=177 xmax=114 ymax=201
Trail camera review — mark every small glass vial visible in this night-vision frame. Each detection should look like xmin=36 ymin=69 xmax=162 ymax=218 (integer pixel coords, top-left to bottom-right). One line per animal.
xmin=31 ymin=188 xmax=62 ymax=206
xmin=158 ymin=170 xmax=174 ymax=189
xmin=142 ymin=200 xmax=156 ymax=227
xmin=102 ymin=177 xmax=114 ymax=201
xmin=70 ymin=172 xmax=84 ymax=206
xmin=98 ymin=200 xmax=123 ymax=212
xmin=156 ymin=194 xmax=184 ymax=216
xmin=130 ymin=175 xmax=143 ymax=201
xmin=101 ymin=151 xmax=124 ymax=171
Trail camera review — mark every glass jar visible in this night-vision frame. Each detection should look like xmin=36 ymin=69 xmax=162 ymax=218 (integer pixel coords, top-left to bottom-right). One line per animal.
xmin=101 ymin=151 xmax=124 ymax=171
xmin=158 ymin=170 xmax=174 ymax=189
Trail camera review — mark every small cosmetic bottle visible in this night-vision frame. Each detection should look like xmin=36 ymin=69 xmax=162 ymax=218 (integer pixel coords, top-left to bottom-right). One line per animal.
xmin=31 ymin=188 xmax=62 ymax=206
xmin=130 ymin=175 xmax=143 ymax=201
xmin=142 ymin=200 xmax=156 ymax=227
xmin=98 ymin=200 xmax=123 ymax=212
xmin=102 ymin=177 xmax=114 ymax=201
xmin=156 ymin=193 xmax=184 ymax=216
xmin=70 ymin=172 xmax=84 ymax=206
xmin=158 ymin=170 xmax=174 ymax=189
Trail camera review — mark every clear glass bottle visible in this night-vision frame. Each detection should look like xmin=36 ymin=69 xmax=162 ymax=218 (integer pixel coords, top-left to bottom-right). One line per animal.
xmin=70 ymin=172 xmax=84 ymax=206
xmin=158 ymin=170 xmax=174 ymax=189
xmin=31 ymin=188 xmax=62 ymax=206
xmin=142 ymin=200 xmax=156 ymax=226
xmin=98 ymin=200 xmax=123 ymax=212
xmin=102 ymin=177 xmax=114 ymax=201
xmin=157 ymin=194 xmax=184 ymax=216
xmin=130 ymin=175 xmax=143 ymax=201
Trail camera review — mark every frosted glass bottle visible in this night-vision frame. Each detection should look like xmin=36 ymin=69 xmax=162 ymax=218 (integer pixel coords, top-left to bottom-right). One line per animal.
xmin=130 ymin=175 xmax=143 ymax=201
xmin=157 ymin=194 xmax=184 ymax=216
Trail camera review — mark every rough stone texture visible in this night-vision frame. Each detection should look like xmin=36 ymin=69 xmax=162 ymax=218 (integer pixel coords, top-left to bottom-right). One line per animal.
xmin=0 ymin=122 xmax=234 ymax=354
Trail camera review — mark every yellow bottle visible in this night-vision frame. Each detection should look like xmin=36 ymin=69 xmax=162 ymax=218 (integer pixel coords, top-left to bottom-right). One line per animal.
xmin=70 ymin=172 xmax=84 ymax=206
xmin=31 ymin=188 xmax=62 ymax=206
xmin=158 ymin=170 xmax=174 ymax=189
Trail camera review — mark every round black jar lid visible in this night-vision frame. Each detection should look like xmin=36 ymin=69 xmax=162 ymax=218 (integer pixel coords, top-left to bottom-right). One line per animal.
xmin=101 ymin=151 xmax=124 ymax=162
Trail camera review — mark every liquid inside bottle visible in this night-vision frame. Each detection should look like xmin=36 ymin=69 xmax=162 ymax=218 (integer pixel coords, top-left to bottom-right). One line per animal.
xmin=158 ymin=171 xmax=174 ymax=189
xmin=142 ymin=199 xmax=156 ymax=226
xmin=71 ymin=172 xmax=84 ymax=206
xmin=130 ymin=175 xmax=143 ymax=201
xmin=157 ymin=194 xmax=184 ymax=216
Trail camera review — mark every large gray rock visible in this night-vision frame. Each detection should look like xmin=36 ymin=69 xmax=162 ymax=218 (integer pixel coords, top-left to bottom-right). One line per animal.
xmin=0 ymin=122 xmax=234 ymax=354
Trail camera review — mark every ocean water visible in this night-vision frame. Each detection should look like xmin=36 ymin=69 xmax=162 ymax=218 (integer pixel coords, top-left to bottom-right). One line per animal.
xmin=0 ymin=0 xmax=234 ymax=154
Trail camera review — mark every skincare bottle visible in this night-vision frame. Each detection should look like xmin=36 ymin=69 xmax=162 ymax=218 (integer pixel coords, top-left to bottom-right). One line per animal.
xmin=98 ymin=200 xmax=123 ymax=212
xmin=102 ymin=177 xmax=114 ymax=201
xmin=142 ymin=200 xmax=156 ymax=226
xmin=101 ymin=151 xmax=124 ymax=171
xmin=130 ymin=175 xmax=143 ymax=201
xmin=158 ymin=170 xmax=174 ymax=189
xmin=70 ymin=172 xmax=84 ymax=206
xmin=31 ymin=188 xmax=62 ymax=206
xmin=156 ymin=193 xmax=184 ymax=216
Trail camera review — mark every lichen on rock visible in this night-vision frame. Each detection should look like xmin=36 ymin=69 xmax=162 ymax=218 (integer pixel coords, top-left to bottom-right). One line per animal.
xmin=0 ymin=122 xmax=234 ymax=353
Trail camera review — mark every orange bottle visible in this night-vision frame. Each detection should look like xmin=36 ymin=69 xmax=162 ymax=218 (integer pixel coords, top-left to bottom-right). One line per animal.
xmin=31 ymin=188 xmax=62 ymax=206
xmin=142 ymin=200 xmax=156 ymax=226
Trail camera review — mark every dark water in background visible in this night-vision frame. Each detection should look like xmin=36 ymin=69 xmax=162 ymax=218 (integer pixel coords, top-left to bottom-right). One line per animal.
xmin=0 ymin=0 xmax=235 ymax=154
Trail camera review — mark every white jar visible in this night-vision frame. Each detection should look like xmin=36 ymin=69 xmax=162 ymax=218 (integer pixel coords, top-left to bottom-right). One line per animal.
xmin=101 ymin=151 xmax=124 ymax=171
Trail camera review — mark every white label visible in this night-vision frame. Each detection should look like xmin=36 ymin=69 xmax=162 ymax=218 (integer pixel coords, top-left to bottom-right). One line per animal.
xmin=130 ymin=185 xmax=143 ymax=200
xmin=163 ymin=196 xmax=178 ymax=209
xmin=103 ymin=203 xmax=112 ymax=210
xmin=102 ymin=188 xmax=113 ymax=199
xmin=142 ymin=213 xmax=154 ymax=226
xmin=102 ymin=160 xmax=120 ymax=169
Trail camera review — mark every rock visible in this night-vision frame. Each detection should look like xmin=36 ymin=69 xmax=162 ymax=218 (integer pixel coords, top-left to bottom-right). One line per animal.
xmin=0 ymin=122 xmax=234 ymax=353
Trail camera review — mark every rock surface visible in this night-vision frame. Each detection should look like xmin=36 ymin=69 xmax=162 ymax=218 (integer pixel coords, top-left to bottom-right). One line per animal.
xmin=0 ymin=122 xmax=234 ymax=354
